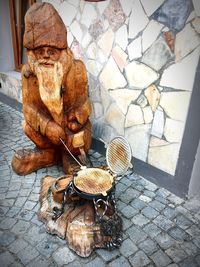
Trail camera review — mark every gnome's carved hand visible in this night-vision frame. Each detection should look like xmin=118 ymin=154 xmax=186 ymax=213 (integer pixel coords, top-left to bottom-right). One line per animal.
xmin=45 ymin=121 xmax=65 ymax=145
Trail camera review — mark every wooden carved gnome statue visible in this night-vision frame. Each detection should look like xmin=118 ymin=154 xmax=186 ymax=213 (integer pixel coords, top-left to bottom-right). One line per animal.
xmin=12 ymin=2 xmax=92 ymax=175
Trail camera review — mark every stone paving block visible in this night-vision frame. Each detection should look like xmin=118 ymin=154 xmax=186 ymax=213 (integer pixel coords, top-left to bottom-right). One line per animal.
xmin=174 ymin=214 xmax=193 ymax=230
xmin=0 ymin=206 xmax=9 ymax=216
xmin=130 ymin=198 xmax=147 ymax=210
xmin=126 ymin=225 xmax=148 ymax=243
xmin=195 ymin=255 xmax=200 ymax=265
xmin=167 ymin=194 xmax=184 ymax=206
xmin=52 ymin=246 xmax=76 ymax=266
xmin=149 ymin=200 xmax=165 ymax=211
xmin=154 ymin=232 xmax=176 ymax=250
xmin=10 ymin=261 xmax=24 ymax=267
xmin=19 ymin=188 xmax=32 ymax=197
xmin=150 ymin=250 xmax=172 ymax=267
xmin=0 ymin=231 xmax=16 ymax=246
xmin=119 ymin=238 xmax=138 ymax=257
xmin=128 ymin=250 xmax=150 ymax=267
xmin=116 ymin=200 xmax=127 ymax=210
xmin=180 ymin=241 xmax=198 ymax=256
xmin=154 ymin=195 xmax=168 ymax=205
xmin=67 ymin=260 xmax=83 ymax=267
xmin=8 ymin=238 xmax=28 ymax=254
xmin=153 ymin=215 xmax=174 ymax=231
xmin=84 ymin=256 xmax=106 ymax=267
xmin=143 ymin=190 xmax=156 ymax=198
xmin=193 ymin=237 xmax=200 ymax=248
xmin=16 ymin=209 xmax=35 ymax=221
xmin=31 ymin=214 xmax=43 ymax=226
xmin=186 ymin=225 xmax=200 ymax=237
xmin=144 ymin=180 xmax=158 ymax=191
xmin=179 ymin=258 xmax=199 ymax=267
xmin=23 ymin=225 xmax=47 ymax=245
xmin=17 ymin=244 xmax=40 ymax=265
xmin=6 ymin=191 xmax=19 ymax=199
xmin=141 ymin=206 xmax=159 ymax=219
xmin=96 ymin=248 xmax=119 ymax=262
xmin=162 ymin=207 xmax=178 ymax=220
xmin=165 ymin=244 xmax=188 ymax=263
xmin=168 ymin=226 xmax=191 ymax=242
xmin=120 ymin=177 xmax=133 ymax=187
xmin=0 ymin=217 xmax=17 ymax=230
xmin=139 ymin=195 xmax=152 ymax=203
xmin=14 ymin=196 xmax=27 ymax=207
xmin=6 ymin=206 xmax=20 ymax=218
xmin=121 ymin=205 xmax=138 ymax=219
xmin=11 ymin=220 xmax=31 ymax=235
xmin=122 ymin=217 xmax=133 ymax=230
xmin=119 ymin=187 xmax=140 ymax=204
xmin=36 ymin=238 xmax=59 ymax=259
xmin=108 ymin=256 xmax=131 ymax=267
xmin=138 ymin=238 xmax=158 ymax=256
xmin=0 ymin=198 xmax=15 ymax=207
xmin=0 ymin=251 xmax=15 ymax=267
xmin=143 ymin=223 xmax=162 ymax=238
xmin=23 ymin=200 xmax=37 ymax=210
xmin=28 ymin=256 xmax=53 ymax=267
xmin=28 ymin=193 xmax=39 ymax=202
xmin=131 ymin=213 xmax=149 ymax=226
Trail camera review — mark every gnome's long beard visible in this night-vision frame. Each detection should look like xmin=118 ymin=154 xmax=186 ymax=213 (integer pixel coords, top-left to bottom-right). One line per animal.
xmin=34 ymin=61 xmax=64 ymax=125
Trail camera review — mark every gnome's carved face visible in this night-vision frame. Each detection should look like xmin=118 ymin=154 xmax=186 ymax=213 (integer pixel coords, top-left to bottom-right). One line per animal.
xmin=34 ymin=47 xmax=62 ymax=63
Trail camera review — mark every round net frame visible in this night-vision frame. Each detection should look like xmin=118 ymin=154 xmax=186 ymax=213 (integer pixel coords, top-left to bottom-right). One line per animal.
xmin=106 ymin=136 xmax=132 ymax=175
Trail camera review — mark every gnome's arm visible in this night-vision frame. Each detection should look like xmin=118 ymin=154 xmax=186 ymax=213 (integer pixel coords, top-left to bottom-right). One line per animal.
xmin=65 ymin=60 xmax=92 ymax=132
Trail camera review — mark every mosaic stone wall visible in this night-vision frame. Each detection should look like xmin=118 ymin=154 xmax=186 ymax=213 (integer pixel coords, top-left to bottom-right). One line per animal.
xmin=2 ymin=0 xmax=200 ymax=176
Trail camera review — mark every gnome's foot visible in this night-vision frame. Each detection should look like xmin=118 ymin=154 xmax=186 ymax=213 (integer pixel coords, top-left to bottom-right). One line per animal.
xmin=12 ymin=147 xmax=59 ymax=175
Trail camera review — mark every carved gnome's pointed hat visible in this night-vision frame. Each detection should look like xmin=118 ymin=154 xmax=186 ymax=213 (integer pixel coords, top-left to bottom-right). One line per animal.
xmin=23 ymin=2 xmax=67 ymax=49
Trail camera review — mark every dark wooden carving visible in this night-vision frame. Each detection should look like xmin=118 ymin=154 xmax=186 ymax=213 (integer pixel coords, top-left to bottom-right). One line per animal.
xmin=12 ymin=2 xmax=92 ymax=175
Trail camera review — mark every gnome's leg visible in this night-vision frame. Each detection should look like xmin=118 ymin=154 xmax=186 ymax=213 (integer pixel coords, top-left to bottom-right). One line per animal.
xmin=12 ymin=121 xmax=60 ymax=175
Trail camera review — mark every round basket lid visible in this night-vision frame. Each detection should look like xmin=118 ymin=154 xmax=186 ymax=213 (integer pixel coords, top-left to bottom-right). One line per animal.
xmin=106 ymin=136 xmax=132 ymax=175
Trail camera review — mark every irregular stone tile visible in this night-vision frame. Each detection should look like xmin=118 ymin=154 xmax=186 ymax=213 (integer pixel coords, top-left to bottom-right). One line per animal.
xmin=145 ymin=85 xmax=160 ymax=112
xmin=137 ymin=94 xmax=148 ymax=108
xmin=125 ymin=61 xmax=159 ymax=89
xmin=140 ymin=0 xmax=165 ymax=16
xmin=164 ymin=118 xmax=184 ymax=142
xmin=105 ymin=103 xmax=125 ymax=135
xmin=160 ymin=91 xmax=191 ymax=121
xmin=127 ymin=36 xmax=142 ymax=60
xmin=82 ymin=32 xmax=91 ymax=49
xmin=98 ymin=29 xmax=114 ymax=57
xmin=67 ymin=30 xmax=74 ymax=47
xmin=81 ymin=3 xmax=97 ymax=28
xmin=153 ymin=0 xmax=193 ymax=31
xmin=125 ymin=104 xmax=144 ymax=127
xmin=70 ymin=40 xmax=84 ymax=60
xmin=70 ymin=20 xmax=83 ymax=43
xmin=125 ymin=124 xmax=151 ymax=161
xmin=99 ymin=56 xmax=127 ymax=90
xmin=143 ymin=106 xmax=153 ymax=123
xmin=111 ymin=46 xmax=128 ymax=72
xmin=160 ymin=47 xmax=200 ymax=91
xmin=150 ymin=136 xmax=168 ymax=147
xmin=96 ymin=0 xmax=109 ymax=15
xmin=175 ymin=24 xmax=200 ymax=61
xmin=104 ymin=0 xmax=126 ymax=31
xmin=148 ymin=143 xmax=180 ymax=175
xmin=151 ymin=108 xmax=164 ymax=138
xmin=59 ymin=1 xmax=77 ymax=26
xmin=109 ymin=89 xmax=141 ymax=114
xmin=119 ymin=0 xmax=134 ymax=16
xmin=93 ymin=102 xmax=103 ymax=119
xmin=87 ymin=42 xmax=98 ymax=59
xmin=163 ymin=31 xmax=175 ymax=52
xmin=142 ymin=36 xmax=173 ymax=71
xmin=186 ymin=10 xmax=196 ymax=22
xmin=193 ymin=0 xmax=200 ymax=16
xmin=86 ymin=60 xmax=102 ymax=77
xmin=129 ymin=0 xmax=149 ymax=39
xmin=192 ymin=17 xmax=200 ymax=34
xmin=142 ymin=20 xmax=164 ymax=52
xmin=68 ymin=0 xmax=79 ymax=8
xmin=98 ymin=49 xmax=107 ymax=65
xmin=89 ymin=19 xmax=104 ymax=40
xmin=100 ymin=87 xmax=112 ymax=112
xmin=115 ymin=25 xmax=128 ymax=51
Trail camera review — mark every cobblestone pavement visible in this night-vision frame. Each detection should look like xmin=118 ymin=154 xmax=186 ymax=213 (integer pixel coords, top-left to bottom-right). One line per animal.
xmin=0 ymin=101 xmax=200 ymax=267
